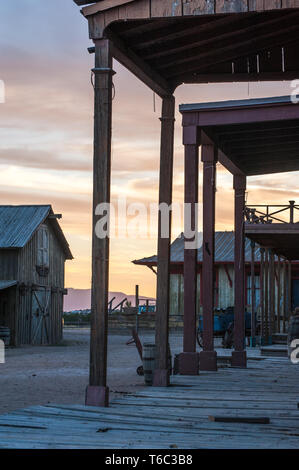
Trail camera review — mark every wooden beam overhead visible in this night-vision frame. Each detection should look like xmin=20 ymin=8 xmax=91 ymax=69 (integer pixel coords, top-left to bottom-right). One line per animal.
xmin=162 ymin=22 xmax=299 ymax=78
xmin=106 ymin=30 xmax=172 ymax=97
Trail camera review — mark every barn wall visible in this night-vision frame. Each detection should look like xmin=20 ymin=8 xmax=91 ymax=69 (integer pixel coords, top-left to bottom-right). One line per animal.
xmin=0 ymin=287 xmax=18 ymax=346
xmin=17 ymin=219 xmax=65 ymax=288
xmin=15 ymin=219 xmax=66 ymax=345
xmin=0 ymin=250 xmax=18 ymax=280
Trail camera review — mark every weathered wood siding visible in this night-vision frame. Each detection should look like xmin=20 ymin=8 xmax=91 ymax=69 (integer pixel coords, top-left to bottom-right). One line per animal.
xmin=17 ymin=220 xmax=65 ymax=288
xmin=0 ymin=287 xmax=18 ymax=346
xmin=218 ymin=265 xmax=234 ymax=309
xmin=169 ymin=265 xmax=235 ymax=316
xmin=0 ymin=250 xmax=18 ymax=280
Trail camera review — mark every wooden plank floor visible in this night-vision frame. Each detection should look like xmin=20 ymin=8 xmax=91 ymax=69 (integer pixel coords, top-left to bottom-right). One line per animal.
xmin=0 ymin=357 xmax=298 ymax=449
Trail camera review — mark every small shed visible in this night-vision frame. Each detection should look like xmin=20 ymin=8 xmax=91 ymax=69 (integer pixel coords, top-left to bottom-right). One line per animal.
xmin=0 ymin=205 xmax=73 ymax=346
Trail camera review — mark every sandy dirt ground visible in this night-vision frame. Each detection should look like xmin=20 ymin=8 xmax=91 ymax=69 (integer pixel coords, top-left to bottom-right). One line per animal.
xmin=0 ymin=328 xmax=184 ymax=415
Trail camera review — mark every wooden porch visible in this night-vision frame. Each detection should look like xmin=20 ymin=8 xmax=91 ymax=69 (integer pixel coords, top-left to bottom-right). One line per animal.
xmin=0 ymin=355 xmax=298 ymax=449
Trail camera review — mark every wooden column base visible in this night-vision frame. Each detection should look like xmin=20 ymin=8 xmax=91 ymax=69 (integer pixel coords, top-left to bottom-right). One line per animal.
xmin=179 ymin=352 xmax=200 ymax=375
xmin=85 ymin=385 xmax=109 ymax=407
xmin=199 ymin=350 xmax=217 ymax=371
xmin=153 ymin=369 xmax=170 ymax=387
xmin=231 ymin=351 xmax=247 ymax=368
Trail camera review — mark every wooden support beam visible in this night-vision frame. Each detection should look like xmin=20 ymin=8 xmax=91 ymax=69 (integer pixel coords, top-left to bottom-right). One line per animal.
xmin=232 ymin=174 xmax=247 ymax=368
xmin=107 ymin=30 xmax=172 ymax=98
xmin=250 ymin=241 xmax=256 ymax=342
xmin=199 ymin=131 xmax=217 ymax=372
xmin=264 ymin=248 xmax=269 ymax=342
xmin=269 ymin=250 xmax=275 ymax=338
xmin=283 ymin=260 xmax=287 ymax=333
xmin=260 ymin=248 xmax=265 ymax=339
xmin=277 ymin=256 xmax=281 ymax=333
xmin=153 ymin=95 xmax=175 ymax=387
xmin=288 ymin=260 xmax=292 ymax=321
xmin=179 ymin=130 xmax=200 ymax=376
xmin=164 ymin=19 xmax=299 ymax=78
xmin=86 ymin=39 xmax=114 ymax=408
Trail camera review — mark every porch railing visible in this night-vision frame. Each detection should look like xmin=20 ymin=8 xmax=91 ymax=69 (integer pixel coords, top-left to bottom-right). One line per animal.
xmin=245 ymin=201 xmax=299 ymax=224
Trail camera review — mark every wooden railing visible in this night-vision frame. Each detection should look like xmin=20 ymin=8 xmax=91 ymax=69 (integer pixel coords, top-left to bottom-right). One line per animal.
xmin=245 ymin=201 xmax=299 ymax=224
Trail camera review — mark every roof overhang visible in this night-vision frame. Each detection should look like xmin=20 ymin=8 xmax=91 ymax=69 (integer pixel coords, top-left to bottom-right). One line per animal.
xmin=245 ymin=224 xmax=299 ymax=260
xmin=74 ymin=2 xmax=299 ymax=97
xmin=0 ymin=281 xmax=18 ymax=291
xmin=180 ymin=95 xmax=299 ymax=176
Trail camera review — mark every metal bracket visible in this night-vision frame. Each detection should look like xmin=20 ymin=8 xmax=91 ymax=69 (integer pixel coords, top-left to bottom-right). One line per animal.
xmin=92 ymin=67 xmax=116 ymax=76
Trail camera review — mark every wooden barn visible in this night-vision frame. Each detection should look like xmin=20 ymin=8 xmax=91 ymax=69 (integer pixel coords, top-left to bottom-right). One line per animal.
xmin=0 ymin=205 xmax=73 ymax=346
xmin=134 ymin=232 xmax=299 ymax=317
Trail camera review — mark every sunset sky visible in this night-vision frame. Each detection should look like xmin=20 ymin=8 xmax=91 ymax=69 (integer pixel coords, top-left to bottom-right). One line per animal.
xmin=1 ymin=1 xmax=299 ymax=298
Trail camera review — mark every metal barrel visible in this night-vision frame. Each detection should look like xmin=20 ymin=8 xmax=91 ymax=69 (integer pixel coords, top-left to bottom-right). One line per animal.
xmin=287 ymin=315 xmax=299 ymax=358
xmin=142 ymin=343 xmax=172 ymax=386
xmin=0 ymin=327 xmax=10 ymax=347
xmin=142 ymin=343 xmax=156 ymax=386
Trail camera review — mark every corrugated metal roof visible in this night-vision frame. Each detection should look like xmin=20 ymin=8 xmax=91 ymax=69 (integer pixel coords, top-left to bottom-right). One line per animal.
xmin=133 ymin=232 xmax=261 ymax=265
xmin=0 ymin=205 xmax=73 ymax=259
xmin=0 ymin=281 xmax=17 ymax=291
xmin=0 ymin=205 xmax=51 ymax=248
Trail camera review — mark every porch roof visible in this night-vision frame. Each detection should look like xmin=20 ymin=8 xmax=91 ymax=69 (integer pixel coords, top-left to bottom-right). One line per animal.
xmin=74 ymin=2 xmax=299 ymax=96
xmin=180 ymin=95 xmax=299 ymax=176
xmin=245 ymin=224 xmax=299 ymax=261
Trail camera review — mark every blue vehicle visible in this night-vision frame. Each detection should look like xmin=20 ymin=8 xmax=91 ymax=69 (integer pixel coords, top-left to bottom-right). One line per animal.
xmin=197 ymin=307 xmax=257 ymax=348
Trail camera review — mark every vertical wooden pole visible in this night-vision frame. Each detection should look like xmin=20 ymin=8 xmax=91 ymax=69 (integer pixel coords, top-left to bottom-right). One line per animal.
xmin=283 ymin=259 xmax=287 ymax=333
xmin=260 ymin=248 xmax=265 ymax=340
xmin=277 ymin=256 xmax=281 ymax=333
xmin=199 ymin=132 xmax=217 ymax=372
xmin=232 ymin=174 xmax=247 ymax=368
xmin=288 ymin=260 xmax=292 ymax=324
xmin=86 ymin=39 xmax=114 ymax=408
xmin=250 ymin=241 xmax=256 ymax=345
xmin=153 ymin=96 xmax=175 ymax=386
xmin=269 ymin=250 xmax=275 ymax=341
xmin=135 ymin=284 xmax=139 ymax=333
xmin=179 ymin=125 xmax=200 ymax=375
xmin=264 ymin=248 xmax=269 ymax=343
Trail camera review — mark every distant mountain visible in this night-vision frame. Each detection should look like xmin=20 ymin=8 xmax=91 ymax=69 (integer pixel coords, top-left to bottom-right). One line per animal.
xmin=64 ymin=288 xmax=155 ymax=312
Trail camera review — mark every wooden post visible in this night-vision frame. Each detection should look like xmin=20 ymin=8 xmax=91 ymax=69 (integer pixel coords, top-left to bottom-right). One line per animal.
xmin=232 ymin=174 xmax=247 ymax=368
xmin=153 ymin=95 xmax=175 ymax=386
xmin=269 ymin=250 xmax=275 ymax=340
xmin=283 ymin=259 xmax=287 ymax=333
xmin=260 ymin=248 xmax=265 ymax=340
xmin=179 ymin=125 xmax=200 ymax=375
xmin=85 ymin=39 xmax=114 ymax=408
xmin=250 ymin=240 xmax=256 ymax=345
xmin=288 ymin=260 xmax=292 ymax=323
xmin=264 ymin=248 xmax=269 ymax=343
xmin=276 ymin=256 xmax=281 ymax=333
xmin=135 ymin=284 xmax=139 ymax=334
xmin=199 ymin=132 xmax=217 ymax=372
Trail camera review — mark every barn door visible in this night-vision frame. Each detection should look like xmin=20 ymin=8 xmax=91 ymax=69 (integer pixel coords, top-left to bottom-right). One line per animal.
xmin=31 ymin=287 xmax=51 ymax=345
